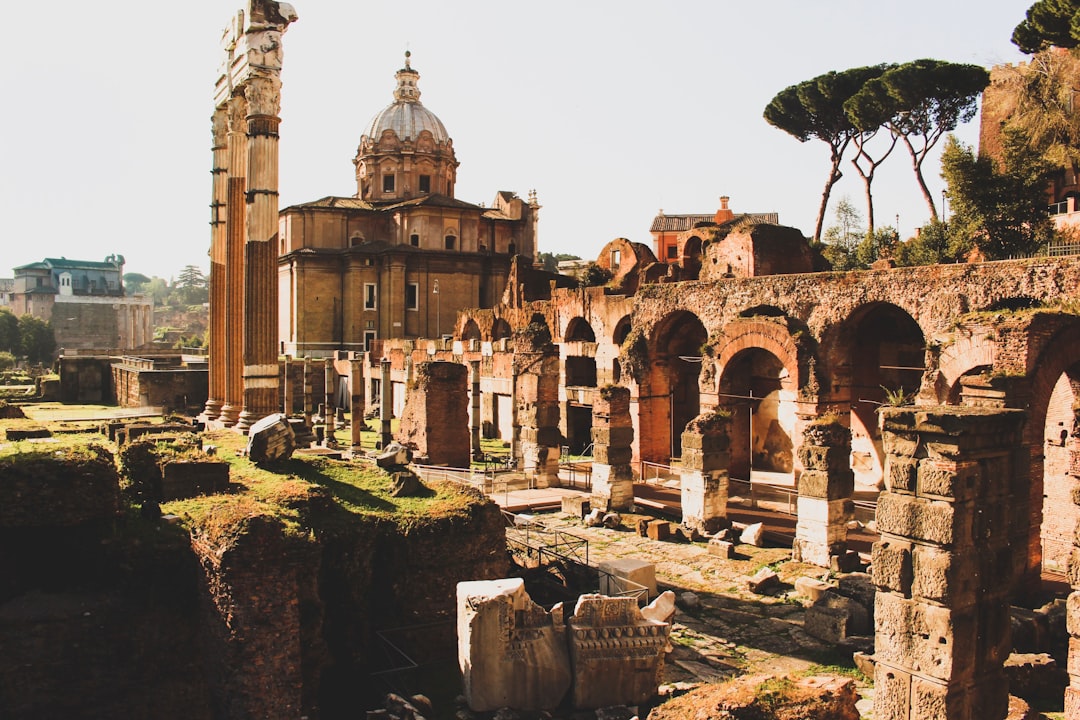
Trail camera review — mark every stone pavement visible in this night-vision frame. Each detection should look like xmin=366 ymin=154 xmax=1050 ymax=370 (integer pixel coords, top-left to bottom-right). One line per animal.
xmin=515 ymin=507 xmax=875 ymax=712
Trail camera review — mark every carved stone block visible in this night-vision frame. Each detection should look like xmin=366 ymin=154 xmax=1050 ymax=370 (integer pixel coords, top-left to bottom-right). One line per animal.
xmin=456 ymin=578 xmax=570 ymax=712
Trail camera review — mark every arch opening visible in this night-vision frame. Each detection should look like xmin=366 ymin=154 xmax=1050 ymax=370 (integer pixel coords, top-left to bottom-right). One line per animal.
xmin=718 ymin=347 xmax=795 ymax=479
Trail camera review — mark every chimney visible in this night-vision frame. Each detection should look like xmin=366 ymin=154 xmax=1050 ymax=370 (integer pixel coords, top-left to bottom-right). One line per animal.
xmin=715 ymin=195 xmax=734 ymax=224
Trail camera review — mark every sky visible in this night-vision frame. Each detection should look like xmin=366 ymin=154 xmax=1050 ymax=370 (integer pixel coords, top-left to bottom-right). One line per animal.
xmin=0 ymin=1 xmax=1034 ymax=280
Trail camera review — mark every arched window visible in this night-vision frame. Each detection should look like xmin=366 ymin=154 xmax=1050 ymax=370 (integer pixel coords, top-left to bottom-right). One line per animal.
xmin=410 ymin=233 xmax=419 ymax=247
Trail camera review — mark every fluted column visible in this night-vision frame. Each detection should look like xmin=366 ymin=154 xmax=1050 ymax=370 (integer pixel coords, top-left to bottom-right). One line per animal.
xmin=236 ymin=46 xmax=289 ymax=429
xmin=203 ymin=107 xmax=229 ymax=420
xmin=219 ymin=96 xmax=248 ymax=427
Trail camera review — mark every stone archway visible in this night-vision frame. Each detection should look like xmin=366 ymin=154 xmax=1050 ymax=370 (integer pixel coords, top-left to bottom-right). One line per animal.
xmin=717 ymin=347 xmax=796 ymax=480
xmin=491 ymin=317 xmax=511 ymax=341
xmin=640 ymin=311 xmax=707 ymax=462
xmin=713 ymin=319 xmax=801 ymax=480
xmin=825 ymin=302 xmax=925 ymax=487
xmin=461 ymin=318 xmax=481 ymax=342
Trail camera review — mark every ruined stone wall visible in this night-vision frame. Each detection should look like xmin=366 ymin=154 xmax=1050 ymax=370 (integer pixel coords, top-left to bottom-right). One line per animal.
xmin=111 ymin=364 xmax=208 ymax=409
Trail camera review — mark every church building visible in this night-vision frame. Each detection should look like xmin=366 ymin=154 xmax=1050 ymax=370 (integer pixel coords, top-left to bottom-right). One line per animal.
xmin=277 ymin=53 xmax=539 ymax=355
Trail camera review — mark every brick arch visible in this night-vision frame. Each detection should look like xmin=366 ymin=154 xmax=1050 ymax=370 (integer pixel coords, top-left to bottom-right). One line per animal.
xmin=713 ymin=320 xmax=800 ymax=391
xmin=1020 ymin=319 xmax=1080 ymax=588
xmin=1026 ymin=320 xmax=1080 ymax=447
xmin=563 ymin=316 xmax=596 ymax=342
xmin=936 ymin=333 xmax=997 ymax=403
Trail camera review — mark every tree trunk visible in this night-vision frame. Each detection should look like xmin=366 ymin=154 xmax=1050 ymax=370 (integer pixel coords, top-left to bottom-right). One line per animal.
xmin=902 ymin=135 xmax=939 ymax=221
xmin=813 ymin=155 xmax=844 ymax=245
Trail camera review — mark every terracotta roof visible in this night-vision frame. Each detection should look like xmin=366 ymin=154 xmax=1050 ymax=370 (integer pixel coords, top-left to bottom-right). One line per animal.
xmin=650 ymin=212 xmax=779 ymax=233
xmin=283 ymin=193 xmax=484 ymax=213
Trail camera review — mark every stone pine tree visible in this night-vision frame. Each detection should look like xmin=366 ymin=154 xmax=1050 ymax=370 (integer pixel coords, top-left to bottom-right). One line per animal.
xmin=1012 ymin=0 xmax=1080 ymax=53
xmin=763 ymin=66 xmax=885 ymax=244
xmin=847 ymin=60 xmax=989 ymax=220
xmin=843 ymin=64 xmax=898 ymax=234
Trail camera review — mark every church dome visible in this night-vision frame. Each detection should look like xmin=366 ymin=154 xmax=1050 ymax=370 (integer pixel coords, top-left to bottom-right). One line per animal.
xmin=363 ymin=52 xmax=449 ymax=143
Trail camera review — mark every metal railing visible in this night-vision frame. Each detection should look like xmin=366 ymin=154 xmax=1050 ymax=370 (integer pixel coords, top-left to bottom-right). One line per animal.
xmin=503 ymin=511 xmax=589 ymax=567
xmin=638 ymin=460 xmax=680 ymax=486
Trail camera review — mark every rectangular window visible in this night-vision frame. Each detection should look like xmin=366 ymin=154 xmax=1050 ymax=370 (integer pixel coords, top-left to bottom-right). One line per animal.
xmin=364 ymin=330 xmax=377 ymax=352
xmin=364 ymin=283 xmax=377 ymax=310
xmin=405 ymin=282 xmax=418 ymax=310
xmin=610 ymin=249 xmax=621 ymax=270
xmin=382 ymin=174 xmax=395 ymax=193
xmin=419 ymin=175 xmax=431 ymax=193
xmin=666 ymin=245 xmax=677 ymax=259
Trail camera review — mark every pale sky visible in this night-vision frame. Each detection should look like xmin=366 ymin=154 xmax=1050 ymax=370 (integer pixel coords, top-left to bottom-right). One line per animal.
xmin=0 ymin=1 xmax=1031 ymax=280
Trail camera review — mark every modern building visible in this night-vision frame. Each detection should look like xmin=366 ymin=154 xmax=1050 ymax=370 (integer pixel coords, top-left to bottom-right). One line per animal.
xmin=277 ymin=52 xmax=539 ymax=356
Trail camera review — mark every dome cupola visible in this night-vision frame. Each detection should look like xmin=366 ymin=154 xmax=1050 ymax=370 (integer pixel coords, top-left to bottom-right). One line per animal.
xmin=354 ymin=52 xmax=459 ymax=201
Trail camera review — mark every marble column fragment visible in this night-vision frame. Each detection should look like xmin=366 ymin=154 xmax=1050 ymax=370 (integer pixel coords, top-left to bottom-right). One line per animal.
xmin=380 ymin=358 xmax=393 ymax=449
xmin=679 ymin=412 xmax=732 ymax=533
xmin=591 ymin=385 xmax=634 ymax=511
xmin=470 ymin=360 xmax=482 ymax=460
xmin=792 ymin=418 xmax=854 ymax=568
xmin=872 ymin=407 xmax=1025 ymax=720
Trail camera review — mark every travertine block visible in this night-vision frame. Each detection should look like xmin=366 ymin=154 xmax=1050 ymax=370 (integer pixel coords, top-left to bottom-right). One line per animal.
xmin=457 ymin=578 xmax=570 ymax=711
xmin=1067 ymin=592 xmax=1080 ymax=637
xmin=592 ymin=445 xmax=632 ymax=466
xmin=591 ymin=427 xmax=633 ymax=448
xmin=797 ymin=469 xmax=854 ymax=499
xmin=912 ymin=545 xmax=977 ymax=607
xmin=680 ymin=469 xmax=728 ymax=531
xmin=797 ymin=444 xmax=850 ymax=473
xmin=875 ymin=493 xmax=974 ymax=547
xmin=886 ymin=455 xmax=918 ymax=494
xmin=599 ymin=558 xmax=657 ymax=598
xmin=916 ymin=460 xmax=982 ymax=502
xmin=591 ymin=463 xmax=634 ymax=511
xmin=796 ymin=496 xmax=851 ymax=525
xmin=873 ymin=663 xmax=911 ymax=720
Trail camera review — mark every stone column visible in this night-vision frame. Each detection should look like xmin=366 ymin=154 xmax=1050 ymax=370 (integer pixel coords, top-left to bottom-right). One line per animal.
xmin=590 ymin=386 xmax=634 ymax=511
xmin=203 ymin=107 xmax=229 ymax=421
xmin=398 ymin=362 xmax=470 ymax=467
xmin=792 ymin=418 xmax=854 ymax=569
xmin=219 ymin=95 xmax=248 ymax=427
xmin=280 ymin=355 xmax=291 ymax=414
xmin=380 ymin=358 xmax=393 ymax=449
xmin=470 ymin=360 xmax=482 ymax=459
xmin=302 ymin=356 xmax=312 ymax=425
xmin=235 ymin=71 xmax=284 ymax=431
xmin=350 ymin=357 xmax=365 ymax=451
xmin=679 ymin=412 xmax=732 ymax=533
xmin=323 ymin=357 xmax=335 ymax=416
xmin=515 ymin=350 xmax=561 ymax=488
xmin=873 ymin=407 xmax=1025 ymax=720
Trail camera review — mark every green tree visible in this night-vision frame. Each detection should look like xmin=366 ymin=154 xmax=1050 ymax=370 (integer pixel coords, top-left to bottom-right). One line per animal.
xmin=894 ymin=220 xmax=957 ymax=267
xmin=940 ymin=131 xmax=1056 ymax=259
xmin=144 ymin=277 xmax=171 ymax=306
xmin=177 ymin=265 xmax=208 ymax=305
xmin=764 ymin=66 xmax=885 ymax=244
xmin=998 ymin=49 xmax=1080 ymax=173
xmin=0 ymin=309 xmax=18 ymax=353
xmin=18 ymin=315 xmax=56 ymax=364
xmin=1012 ymin=0 xmax=1080 ymax=53
xmin=820 ymin=197 xmax=864 ymax=270
xmin=123 ymin=272 xmax=151 ymax=294
xmin=848 ymin=60 xmax=989 ymax=220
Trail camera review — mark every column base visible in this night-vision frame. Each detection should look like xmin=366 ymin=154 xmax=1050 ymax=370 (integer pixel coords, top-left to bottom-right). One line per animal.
xmin=219 ymin=403 xmax=241 ymax=427
xmin=203 ymin=398 xmax=223 ymax=421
